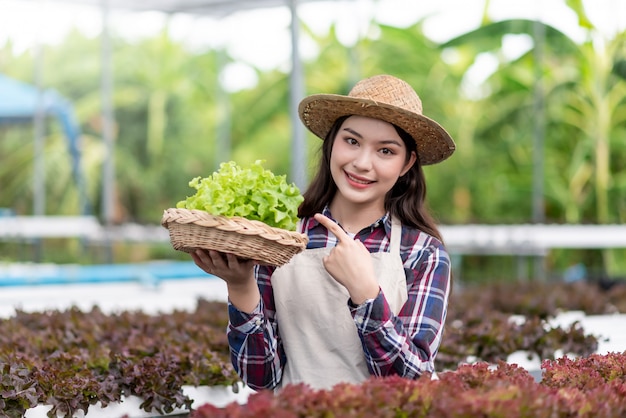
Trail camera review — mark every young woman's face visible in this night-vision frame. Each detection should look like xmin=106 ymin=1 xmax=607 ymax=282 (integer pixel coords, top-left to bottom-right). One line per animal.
xmin=330 ymin=115 xmax=417 ymax=210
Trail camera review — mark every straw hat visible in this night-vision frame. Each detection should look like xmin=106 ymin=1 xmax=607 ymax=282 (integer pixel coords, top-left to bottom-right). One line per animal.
xmin=298 ymin=74 xmax=456 ymax=165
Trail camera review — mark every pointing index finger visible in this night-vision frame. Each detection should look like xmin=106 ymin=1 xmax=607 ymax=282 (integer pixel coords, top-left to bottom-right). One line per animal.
xmin=314 ymin=213 xmax=349 ymax=243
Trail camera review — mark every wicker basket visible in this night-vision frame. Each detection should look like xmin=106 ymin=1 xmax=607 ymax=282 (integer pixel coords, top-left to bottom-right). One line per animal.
xmin=161 ymin=208 xmax=308 ymax=266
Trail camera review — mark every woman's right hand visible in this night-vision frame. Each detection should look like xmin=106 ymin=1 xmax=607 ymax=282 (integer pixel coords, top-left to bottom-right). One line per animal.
xmin=191 ymin=249 xmax=260 ymax=313
xmin=191 ymin=249 xmax=256 ymax=285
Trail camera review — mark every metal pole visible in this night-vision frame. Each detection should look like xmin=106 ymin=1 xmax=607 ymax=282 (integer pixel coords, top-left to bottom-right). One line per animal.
xmin=532 ymin=20 xmax=545 ymax=225
xmin=532 ymin=18 xmax=546 ymax=280
xmin=215 ymin=48 xmax=231 ymax=170
xmin=289 ymin=0 xmax=307 ymax=190
xmin=347 ymin=0 xmax=362 ymax=86
xmin=101 ymin=0 xmax=115 ymax=262
xmin=33 ymin=41 xmax=45 ymax=262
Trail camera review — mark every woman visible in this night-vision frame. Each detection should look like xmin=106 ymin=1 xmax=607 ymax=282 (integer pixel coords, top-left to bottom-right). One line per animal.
xmin=192 ymin=74 xmax=456 ymax=391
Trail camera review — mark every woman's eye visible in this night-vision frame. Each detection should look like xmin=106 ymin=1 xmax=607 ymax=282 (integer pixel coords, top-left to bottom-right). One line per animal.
xmin=380 ymin=148 xmax=394 ymax=155
xmin=346 ymin=138 xmax=358 ymax=145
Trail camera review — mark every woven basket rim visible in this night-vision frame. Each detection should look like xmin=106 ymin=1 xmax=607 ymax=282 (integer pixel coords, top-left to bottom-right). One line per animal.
xmin=161 ymin=207 xmax=306 ymax=242
xmin=161 ymin=208 xmax=308 ymax=266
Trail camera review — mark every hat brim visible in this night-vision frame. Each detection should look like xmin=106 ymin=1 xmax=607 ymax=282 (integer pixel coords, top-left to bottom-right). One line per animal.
xmin=299 ymin=94 xmax=455 ymax=165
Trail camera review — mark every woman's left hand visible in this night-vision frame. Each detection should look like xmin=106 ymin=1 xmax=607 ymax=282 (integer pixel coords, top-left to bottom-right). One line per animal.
xmin=314 ymin=213 xmax=380 ymax=304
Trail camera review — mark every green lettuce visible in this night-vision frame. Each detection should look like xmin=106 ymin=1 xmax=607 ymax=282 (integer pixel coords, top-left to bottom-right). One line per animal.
xmin=176 ymin=160 xmax=304 ymax=231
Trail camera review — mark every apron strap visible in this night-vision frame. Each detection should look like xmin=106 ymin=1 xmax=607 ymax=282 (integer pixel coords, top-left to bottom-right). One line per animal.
xmin=390 ymin=217 xmax=402 ymax=255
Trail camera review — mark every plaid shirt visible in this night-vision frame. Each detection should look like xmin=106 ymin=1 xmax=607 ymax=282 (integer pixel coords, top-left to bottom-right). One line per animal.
xmin=227 ymin=207 xmax=451 ymax=391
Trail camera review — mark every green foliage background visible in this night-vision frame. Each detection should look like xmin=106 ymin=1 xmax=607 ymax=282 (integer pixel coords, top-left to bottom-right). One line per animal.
xmin=1 ymin=2 xmax=625 ymax=279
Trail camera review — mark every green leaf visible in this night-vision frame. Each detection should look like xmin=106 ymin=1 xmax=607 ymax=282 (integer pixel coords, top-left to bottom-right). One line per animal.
xmin=176 ymin=160 xmax=303 ymax=230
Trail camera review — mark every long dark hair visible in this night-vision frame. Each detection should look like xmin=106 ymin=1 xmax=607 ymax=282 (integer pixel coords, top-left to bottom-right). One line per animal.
xmin=298 ymin=116 xmax=444 ymax=243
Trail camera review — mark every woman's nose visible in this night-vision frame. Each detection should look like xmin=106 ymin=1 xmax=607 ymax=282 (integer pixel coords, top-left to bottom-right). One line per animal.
xmin=352 ymin=150 xmax=373 ymax=170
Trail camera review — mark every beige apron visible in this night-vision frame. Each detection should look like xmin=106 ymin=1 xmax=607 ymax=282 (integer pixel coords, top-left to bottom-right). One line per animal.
xmin=271 ymin=218 xmax=408 ymax=390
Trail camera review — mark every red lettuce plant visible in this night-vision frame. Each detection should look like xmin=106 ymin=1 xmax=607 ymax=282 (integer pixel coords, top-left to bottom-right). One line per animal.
xmin=0 ymin=280 xmax=622 ymax=417
xmin=193 ymin=355 xmax=626 ymax=418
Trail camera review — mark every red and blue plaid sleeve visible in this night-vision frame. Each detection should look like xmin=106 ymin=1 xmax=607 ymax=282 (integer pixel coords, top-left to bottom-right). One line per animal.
xmin=350 ymin=229 xmax=451 ymax=378
xmin=227 ymin=264 xmax=286 ymax=390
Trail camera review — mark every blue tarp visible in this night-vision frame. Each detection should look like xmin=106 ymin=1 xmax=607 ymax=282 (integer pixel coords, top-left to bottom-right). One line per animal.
xmin=0 ymin=261 xmax=206 ymax=287
xmin=0 ymin=73 xmax=90 ymax=214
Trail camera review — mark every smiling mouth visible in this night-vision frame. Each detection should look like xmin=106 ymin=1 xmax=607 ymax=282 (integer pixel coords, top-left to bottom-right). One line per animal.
xmin=346 ymin=172 xmax=374 ymax=185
